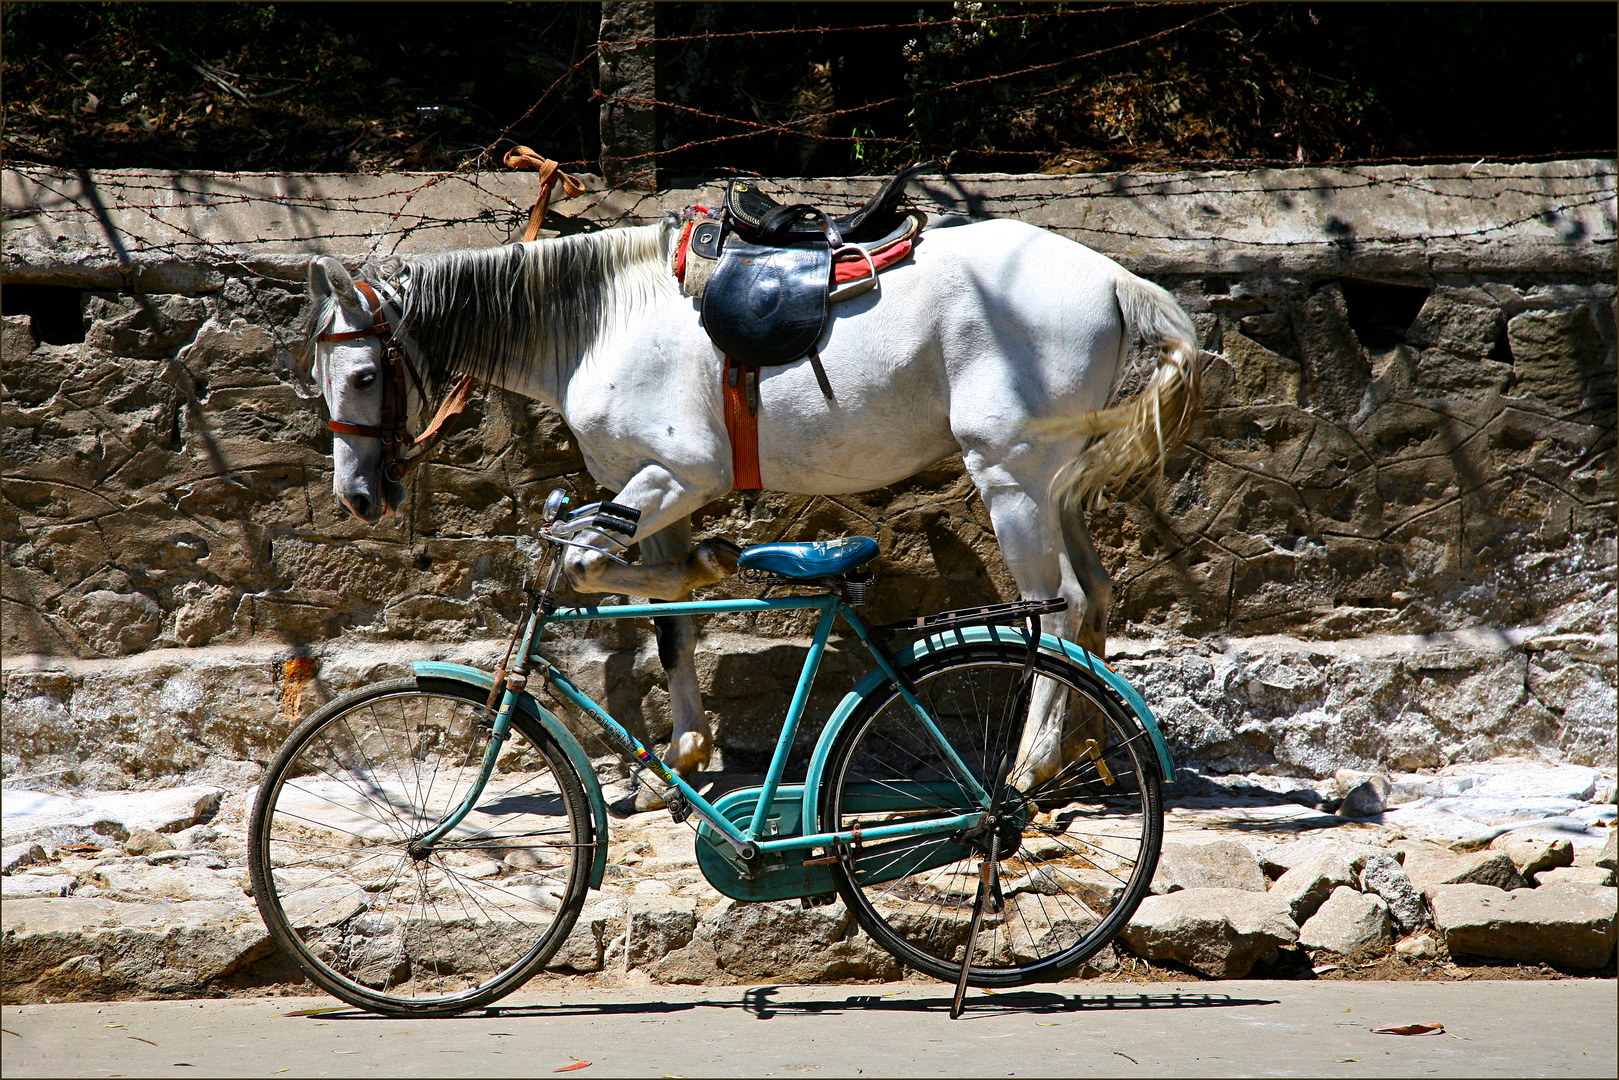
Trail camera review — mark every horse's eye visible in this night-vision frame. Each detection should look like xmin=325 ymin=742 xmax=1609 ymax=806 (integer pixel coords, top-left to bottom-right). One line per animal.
xmin=354 ymin=370 xmax=378 ymax=388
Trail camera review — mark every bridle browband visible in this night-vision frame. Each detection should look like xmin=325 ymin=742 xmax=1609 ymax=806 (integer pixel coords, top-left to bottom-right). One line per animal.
xmin=316 ymin=278 xmax=476 ymax=484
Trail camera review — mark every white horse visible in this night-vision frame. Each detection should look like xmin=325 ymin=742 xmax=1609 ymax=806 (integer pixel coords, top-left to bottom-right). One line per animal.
xmin=292 ymin=215 xmax=1199 ymax=809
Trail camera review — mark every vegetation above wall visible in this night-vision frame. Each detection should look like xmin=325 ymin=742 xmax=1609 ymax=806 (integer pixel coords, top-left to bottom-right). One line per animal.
xmin=3 ymin=2 xmax=1614 ymax=177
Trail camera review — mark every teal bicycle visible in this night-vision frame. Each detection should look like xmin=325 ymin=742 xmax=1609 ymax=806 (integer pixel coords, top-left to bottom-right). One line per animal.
xmin=249 ymin=491 xmax=1170 ymax=1017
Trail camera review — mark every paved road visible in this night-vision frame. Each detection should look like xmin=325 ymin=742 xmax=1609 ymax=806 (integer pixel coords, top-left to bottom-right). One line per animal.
xmin=3 ymin=980 xmax=1614 ymax=1078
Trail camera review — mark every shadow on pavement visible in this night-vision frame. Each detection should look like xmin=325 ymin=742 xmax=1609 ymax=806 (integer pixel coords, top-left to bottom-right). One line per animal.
xmin=304 ymin=985 xmax=1280 ymax=1023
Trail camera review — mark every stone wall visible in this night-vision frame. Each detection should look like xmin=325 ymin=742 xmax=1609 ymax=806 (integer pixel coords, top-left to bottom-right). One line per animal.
xmin=2 ymin=162 xmax=1614 ymax=788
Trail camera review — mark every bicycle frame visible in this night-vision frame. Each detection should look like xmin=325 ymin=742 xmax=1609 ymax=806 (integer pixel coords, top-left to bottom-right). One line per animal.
xmin=414 ymin=585 xmax=991 ymax=866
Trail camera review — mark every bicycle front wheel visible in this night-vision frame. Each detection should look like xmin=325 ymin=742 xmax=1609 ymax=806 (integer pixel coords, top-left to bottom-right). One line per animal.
xmin=249 ymin=677 xmax=595 ymax=1016
xmin=820 ymin=643 xmax=1163 ymax=987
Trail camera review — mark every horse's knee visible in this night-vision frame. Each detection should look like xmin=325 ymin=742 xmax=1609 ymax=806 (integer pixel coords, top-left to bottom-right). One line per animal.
xmin=559 ymin=546 xmax=611 ymax=593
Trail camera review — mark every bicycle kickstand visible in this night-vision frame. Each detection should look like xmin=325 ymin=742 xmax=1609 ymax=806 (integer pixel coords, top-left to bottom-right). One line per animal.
xmin=950 ymin=833 xmax=1001 ymax=1019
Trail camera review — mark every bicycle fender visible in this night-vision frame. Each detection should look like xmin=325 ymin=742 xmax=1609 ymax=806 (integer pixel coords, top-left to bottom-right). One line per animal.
xmin=801 ymin=627 xmax=1175 ymax=828
xmin=410 ymin=661 xmax=609 ymax=890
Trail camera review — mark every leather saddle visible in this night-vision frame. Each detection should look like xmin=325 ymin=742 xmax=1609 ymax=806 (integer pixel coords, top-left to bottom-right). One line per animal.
xmin=693 ymin=163 xmax=934 ymax=370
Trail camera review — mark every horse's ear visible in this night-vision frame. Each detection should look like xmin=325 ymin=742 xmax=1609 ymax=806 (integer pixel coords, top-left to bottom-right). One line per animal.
xmin=310 ymin=256 xmax=369 ymax=319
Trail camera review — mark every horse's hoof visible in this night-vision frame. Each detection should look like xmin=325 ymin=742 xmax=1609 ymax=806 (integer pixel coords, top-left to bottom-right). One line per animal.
xmin=693 ymin=538 xmax=742 ymax=583
xmin=669 ymin=730 xmax=712 ymax=775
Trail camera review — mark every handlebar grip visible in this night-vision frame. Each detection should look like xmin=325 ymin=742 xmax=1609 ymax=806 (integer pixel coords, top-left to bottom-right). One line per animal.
xmin=599 ymin=501 xmax=642 ymax=524
xmin=594 ymin=511 xmax=639 ymax=540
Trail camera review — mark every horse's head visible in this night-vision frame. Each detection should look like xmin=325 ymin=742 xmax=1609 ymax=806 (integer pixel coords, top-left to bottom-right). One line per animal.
xmin=296 ymin=256 xmax=417 ymax=522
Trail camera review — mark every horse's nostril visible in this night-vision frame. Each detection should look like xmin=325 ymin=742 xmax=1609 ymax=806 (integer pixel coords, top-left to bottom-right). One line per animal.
xmin=348 ymin=492 xmax=371 ymax=518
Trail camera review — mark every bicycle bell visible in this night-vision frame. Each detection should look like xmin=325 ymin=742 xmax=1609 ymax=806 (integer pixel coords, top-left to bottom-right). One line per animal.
xmin=542 ymin=488 xmax=570 ymax=524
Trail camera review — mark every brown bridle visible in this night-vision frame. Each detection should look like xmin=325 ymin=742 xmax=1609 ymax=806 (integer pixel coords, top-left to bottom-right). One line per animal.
xmin=316 ymin=279 xmax=476 ymax=483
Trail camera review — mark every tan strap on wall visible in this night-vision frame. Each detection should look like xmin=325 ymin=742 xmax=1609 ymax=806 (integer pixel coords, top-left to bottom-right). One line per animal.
xmin=503 ymin=146 xmax=586 ymax=242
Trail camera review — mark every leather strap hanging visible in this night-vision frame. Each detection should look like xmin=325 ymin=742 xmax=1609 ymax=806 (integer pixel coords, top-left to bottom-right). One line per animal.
xmin=503 ymin=146 xmax=586 ymax=242
xmin=723 ymin=356 xmax=762 ymax=491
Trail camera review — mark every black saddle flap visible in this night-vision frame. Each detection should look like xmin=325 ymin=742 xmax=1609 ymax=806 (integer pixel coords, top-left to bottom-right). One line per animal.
xmin=701 ymin=241 xmax=832 ymax=367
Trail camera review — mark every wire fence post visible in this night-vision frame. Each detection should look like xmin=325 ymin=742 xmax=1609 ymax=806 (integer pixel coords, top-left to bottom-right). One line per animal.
xmin=598 ymin=1 xmax=658 ymax=191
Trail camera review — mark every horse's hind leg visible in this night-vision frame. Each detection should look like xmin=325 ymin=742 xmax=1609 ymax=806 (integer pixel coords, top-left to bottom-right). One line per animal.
xmin=959 ymin=455 xmax=1110 ymax=794
xmin=633 ymin=519 xmax=712 ymax=812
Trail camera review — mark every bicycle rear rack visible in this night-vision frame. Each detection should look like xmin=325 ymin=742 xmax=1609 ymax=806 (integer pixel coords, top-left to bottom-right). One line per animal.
xmin=870 ymin=596 xmax=1068 ymax=639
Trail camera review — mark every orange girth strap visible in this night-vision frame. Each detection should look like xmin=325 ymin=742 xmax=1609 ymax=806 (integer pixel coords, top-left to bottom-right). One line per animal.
xmin=722 ymin=357 xmax=762 ymax=491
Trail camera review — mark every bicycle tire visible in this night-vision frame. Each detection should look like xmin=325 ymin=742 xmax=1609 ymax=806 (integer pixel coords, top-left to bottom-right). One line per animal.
xmin=249 ymin=676 xmax=595 ymax=1016
xmin=819 ymin=642 xmax=1163 ymax=987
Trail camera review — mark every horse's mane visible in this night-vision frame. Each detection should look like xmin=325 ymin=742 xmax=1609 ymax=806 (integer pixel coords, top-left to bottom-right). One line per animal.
xmin=397 ymin=223 xmax=672 ymax=393
xmin=289 ymin=221 xmax=674 ymax=400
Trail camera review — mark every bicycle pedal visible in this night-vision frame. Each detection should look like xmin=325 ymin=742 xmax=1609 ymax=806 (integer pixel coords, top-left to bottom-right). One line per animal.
xmin=663 ymin=789 xmax=691 ymax=823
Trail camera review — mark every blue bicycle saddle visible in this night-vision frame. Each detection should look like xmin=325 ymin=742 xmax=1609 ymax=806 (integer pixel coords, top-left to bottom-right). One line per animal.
xmin=737 ymin=536 xmax=879 ymax=579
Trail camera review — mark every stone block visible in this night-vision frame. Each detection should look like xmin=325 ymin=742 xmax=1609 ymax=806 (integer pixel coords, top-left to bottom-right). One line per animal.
xmin=1224 ymin=332 xmax=1302 ymax=405
xmin=1431 ymin=882 xmax=1617 ymax=969
xmin=1532 ymin=866 xmax=1615 ymax=889
xmin=1150 ymin=840 xmax=1266 ymax=894
xmin=2 ymin=874 xmax=77 ymax=898
xmin=704 ymin=898 xmax=899 ymax=982
xmin=1 ymin=897 xmax=272 ymax=999
xmin=1298 ymin=886 xmax=1391 ymax=956
xmin=1121 ymin=888 xmax=1299 ymax=979
xmin=1259 ymin=838 xmax=1391 ymax=879
xmin=1 ymin=842 xmax=48 ymax=874
xmin=625 ymin=896 xmax=698 ymax=967
xmin=1490 ymin=835 xmax=1573 ymax=878
xmin=1471 ymin=766 xmax=1601 ymax=801
xmin=91 ymin=865 xmax=242 ymax=902
xmin=1401 ymin=847 xmax=1527 ymax=898
xmin=1270 ymin=853 xmax=1357 ymax=924
xmin=1507 ymin=307 xmax=1604 ymax=405
xmin=1406 ymin=292 xmax=1504 ymax=359
xmin=1359 ymin=853 xmax=1428 ymax=935
xmin=1599 ymin=830 xmax=1616 ymax=873
xmin=546 ymin=911 xmax=607 ymax=973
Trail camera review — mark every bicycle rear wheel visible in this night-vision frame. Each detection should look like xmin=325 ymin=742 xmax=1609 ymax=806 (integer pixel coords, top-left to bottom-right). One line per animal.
xmin=820 ymin=642 xmax=1162 ymax=987
xmin=249 ymin=677 xmax=594 ymax=1016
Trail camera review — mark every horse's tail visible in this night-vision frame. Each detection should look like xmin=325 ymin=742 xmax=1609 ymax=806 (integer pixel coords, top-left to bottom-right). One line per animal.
xmin=1037 ymin=269 xmax=1202 ymax=512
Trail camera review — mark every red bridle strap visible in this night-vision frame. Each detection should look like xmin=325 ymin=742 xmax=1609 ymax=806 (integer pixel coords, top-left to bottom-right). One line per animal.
xmin=316 ymin=325 xmax=385 ymax=343
xmin=329 ymin=420 xmax=385 ymax=437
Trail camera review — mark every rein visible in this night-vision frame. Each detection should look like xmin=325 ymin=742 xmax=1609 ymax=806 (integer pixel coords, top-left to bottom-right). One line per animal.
xmin=316 ymin=279 xmax=477 ymax=482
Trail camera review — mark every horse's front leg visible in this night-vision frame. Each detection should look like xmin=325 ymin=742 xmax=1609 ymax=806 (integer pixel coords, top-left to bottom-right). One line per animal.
xmin=553 ymin=465 xmax=735 ymax=811
xmin=556 ymin=464 xmax=740 ymax=601
xmin=633 ymin=520 xmax=713 ymax=812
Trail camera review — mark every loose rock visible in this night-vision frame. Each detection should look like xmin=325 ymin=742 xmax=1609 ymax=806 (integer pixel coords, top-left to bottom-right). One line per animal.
xmin=1 ymin=842 xmax=48 ymax=874
xmin=1337 ymin=772 xmax=1391 ymax=817
xmin=1298 ymin=886 xmax=1391 ymax=956
xmin=1259 ymin=837 xmax=1391 ymax=879
xmin=1360 ymin=852 xmax=1428 ymax=935
xmin=1150 ymin=840 xmax=1267 ymax=894
xmin=1490 ymin=834 xmax=1573 ymax=877
xmin=1430 ymin=882 xmax=1618 ymax=969
xmin=1395 ymin=932 xmax=1441 ymax=960
xmin=123 ymin=828 xmax=175 ymax=857
xmin=1598 ymin=830 xmax=1616 ymax=872
xmin=1122 ymin=888 xmax=1299 ymax=978
xmin=1269 ymin=853 xmax=1357 ymax=924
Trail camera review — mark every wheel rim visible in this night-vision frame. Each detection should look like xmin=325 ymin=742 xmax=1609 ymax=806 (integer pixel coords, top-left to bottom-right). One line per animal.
xmin=256 ymin=688 xmax=587 ymax=1010
xmin=826 ymin=652 xmax=1160 ymax=984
